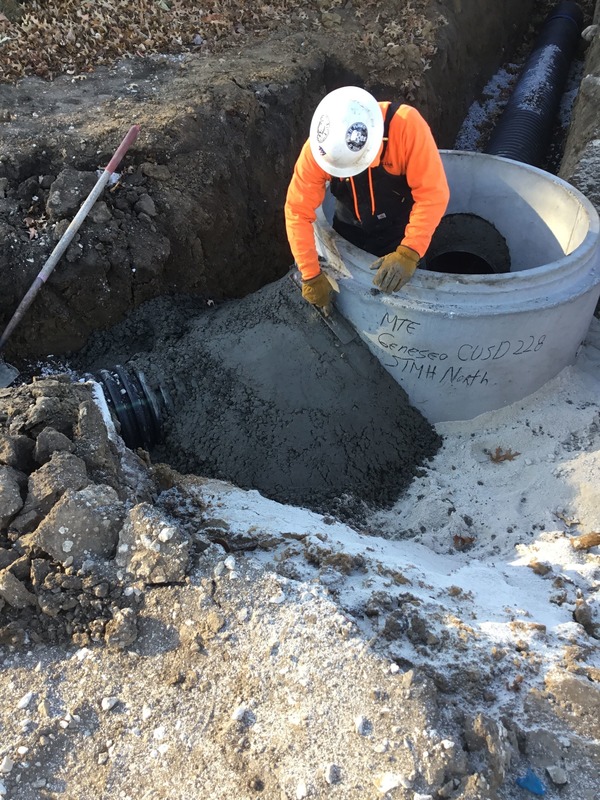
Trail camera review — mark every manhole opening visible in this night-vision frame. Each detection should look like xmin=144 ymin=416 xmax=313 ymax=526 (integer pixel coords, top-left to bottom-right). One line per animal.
xmin=424 ymin=212 xmax=512 ymax=275
xmin=426 ymin=250 xmax=495 ymax=275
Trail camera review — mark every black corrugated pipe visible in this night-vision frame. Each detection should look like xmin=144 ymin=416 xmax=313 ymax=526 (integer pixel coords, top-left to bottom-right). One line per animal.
xmin=484 ymin=0 xmax=583 ymax=166
xmin=97 ymin=365 xmax=171 ymax=450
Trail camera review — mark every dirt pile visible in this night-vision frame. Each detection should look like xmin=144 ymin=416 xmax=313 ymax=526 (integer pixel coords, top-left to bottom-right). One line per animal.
xmin=71 ymin=277 xmax=441 ymax=518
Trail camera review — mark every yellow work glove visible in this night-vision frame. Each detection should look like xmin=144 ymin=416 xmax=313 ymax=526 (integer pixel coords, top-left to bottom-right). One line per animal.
xmin=301 ymin=272 xmax=332 ymax=310
xmin=370 ymin=245 xmax=420 ymax=293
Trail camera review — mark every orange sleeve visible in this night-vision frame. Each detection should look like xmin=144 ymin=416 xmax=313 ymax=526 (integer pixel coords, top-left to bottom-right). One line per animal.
xmin=284 ymin=140 xmax=330 ymax=280
xmin=387 ymin=105 xmax=449 ymax=257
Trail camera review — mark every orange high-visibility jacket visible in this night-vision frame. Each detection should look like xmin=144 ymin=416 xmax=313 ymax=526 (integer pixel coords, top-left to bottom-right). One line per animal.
xmin=284 ymin=102 xmax=450 ymax=280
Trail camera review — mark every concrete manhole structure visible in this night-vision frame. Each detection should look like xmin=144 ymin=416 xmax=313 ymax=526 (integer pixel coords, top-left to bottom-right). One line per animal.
xmin=314 ymin=149 xmax=600 ymax=422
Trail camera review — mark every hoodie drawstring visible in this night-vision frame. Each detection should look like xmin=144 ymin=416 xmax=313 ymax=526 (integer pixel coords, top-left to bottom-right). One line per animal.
xmin=349 ymin=169 xmax=376 ymax=222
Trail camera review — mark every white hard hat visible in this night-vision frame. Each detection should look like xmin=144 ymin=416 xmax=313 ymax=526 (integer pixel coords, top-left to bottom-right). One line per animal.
xmin=309 ymin=86 xmax=384 ymax=178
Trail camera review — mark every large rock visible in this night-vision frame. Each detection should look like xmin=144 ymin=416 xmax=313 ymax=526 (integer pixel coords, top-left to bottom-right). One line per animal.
xmin=0 ymin=569 xmax=37 ymax=609
xmin=464 ymin=713 xmax=514 ymax=789
xmin=11 ymin=450 xmax=89 ymax=534
xmin=6 ymin=380 xmax=80 ymax=437
xmin=71 ymin=392 xmax=155 ymax=505
xmin=33 ymin=425 xmax=75 ymax=464
xmin=45 ymin=168 xmax=97 ymax=219
xmin=0 ymin=433 xmax=34 ymax=471
xmin=0 ymin=465 xmax=23 ymax=529
xmin=116 ymin=502 xmax=190 ymax=584
xmin=31 ymin=483 xmax=125 ymax=566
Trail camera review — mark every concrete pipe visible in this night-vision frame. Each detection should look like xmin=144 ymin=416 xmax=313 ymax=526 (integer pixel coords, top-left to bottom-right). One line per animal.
xmin=314 ymin=150 xmax=600 ymax=422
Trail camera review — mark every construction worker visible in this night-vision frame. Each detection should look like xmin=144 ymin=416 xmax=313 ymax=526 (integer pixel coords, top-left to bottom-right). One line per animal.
xmin=284 ymin=86 xmax=450 ymax=310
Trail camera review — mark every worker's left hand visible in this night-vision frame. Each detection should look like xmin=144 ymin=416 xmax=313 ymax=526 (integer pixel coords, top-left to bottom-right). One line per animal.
xmin=370 ymin=245 xmax=420 ymax=293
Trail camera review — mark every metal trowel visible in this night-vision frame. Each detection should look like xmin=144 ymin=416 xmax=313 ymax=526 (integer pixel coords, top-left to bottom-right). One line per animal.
xmin=288 ymin=268 xmax=357 ymax=345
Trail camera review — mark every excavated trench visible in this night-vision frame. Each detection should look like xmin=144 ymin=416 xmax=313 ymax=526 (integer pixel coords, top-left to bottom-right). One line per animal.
xmin=0 ymin=0 xmax=595 ymax=516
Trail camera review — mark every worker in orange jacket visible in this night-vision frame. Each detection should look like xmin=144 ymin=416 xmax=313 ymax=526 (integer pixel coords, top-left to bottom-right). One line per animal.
xmin=284 ymin=86 xmax=450 ymax=309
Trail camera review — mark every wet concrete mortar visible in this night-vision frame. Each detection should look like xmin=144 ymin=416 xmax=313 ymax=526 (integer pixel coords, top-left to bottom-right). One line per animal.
xmin=1 ymin=0 xmax=600 ymax=798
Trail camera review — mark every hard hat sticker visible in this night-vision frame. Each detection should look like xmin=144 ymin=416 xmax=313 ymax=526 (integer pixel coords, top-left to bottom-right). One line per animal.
xmin=345 ymin=122 xmax=368 ymax=152
xmin=316 ymin=114 xmax=330 ymax=143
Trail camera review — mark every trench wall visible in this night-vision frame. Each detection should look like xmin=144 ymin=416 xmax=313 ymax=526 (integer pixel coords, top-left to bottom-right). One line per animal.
xmin=0 ymin=0 xmax=536 ymax=357
xmin=560 ymin=1 xmax=600 ymax=208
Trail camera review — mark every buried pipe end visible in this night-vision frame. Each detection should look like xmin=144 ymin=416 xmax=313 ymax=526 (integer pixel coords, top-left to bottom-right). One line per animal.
xmin=96 ymin=365 xmax=171 ymax=451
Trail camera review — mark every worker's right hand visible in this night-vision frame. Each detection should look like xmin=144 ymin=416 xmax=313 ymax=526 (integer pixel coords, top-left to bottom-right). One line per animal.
xmin=302 ymin=272 xmax=332 ymax=310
